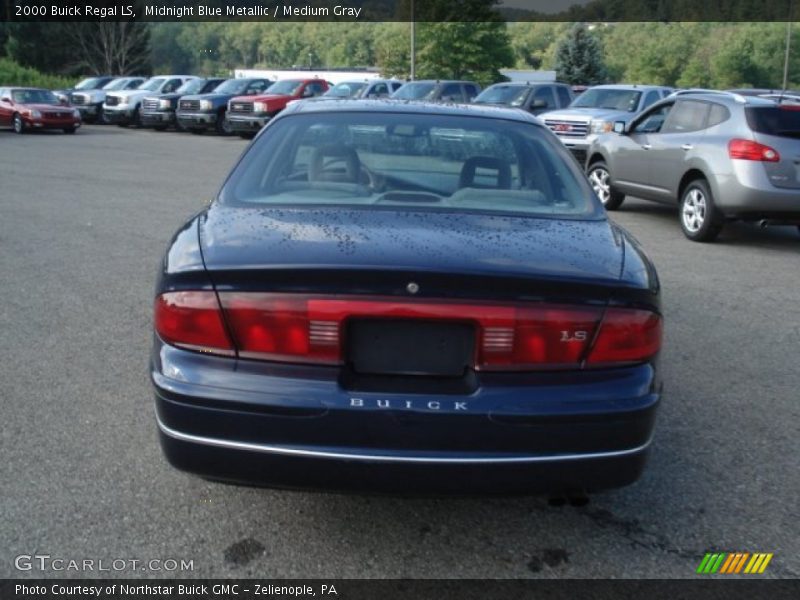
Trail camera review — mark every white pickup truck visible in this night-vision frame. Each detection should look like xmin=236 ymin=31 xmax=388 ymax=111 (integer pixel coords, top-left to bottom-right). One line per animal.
xmin=103 ymin=76 xmax=196 ymax=127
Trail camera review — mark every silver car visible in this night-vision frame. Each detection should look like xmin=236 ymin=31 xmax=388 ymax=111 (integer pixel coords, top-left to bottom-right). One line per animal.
xmin=586 ymin=92 xmax=800 ymax=242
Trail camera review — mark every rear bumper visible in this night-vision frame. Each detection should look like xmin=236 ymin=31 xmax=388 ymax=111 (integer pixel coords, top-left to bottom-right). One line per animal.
xmin=716 ymin=165 xmax=800 ymax=217
xmin=227 ymin=114 xmax=271 ymax=132
xmin=152 ymin=341 xmax=661 ymax=494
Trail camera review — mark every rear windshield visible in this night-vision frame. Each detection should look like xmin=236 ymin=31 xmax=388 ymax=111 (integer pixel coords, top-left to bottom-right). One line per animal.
xmin=746 ymin=106 xmax=800 ymax=139
xmin=220 ymin=112 xmax=597 ymax=218
xmin=571 ymin=88 xmax=642 ymax=112
xmin=474 ymin=86 xmax=530 ymax=107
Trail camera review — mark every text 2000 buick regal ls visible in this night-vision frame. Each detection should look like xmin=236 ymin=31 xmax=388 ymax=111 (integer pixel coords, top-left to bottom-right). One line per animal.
xmin=152 ymin=100 xmax=662 ymax=495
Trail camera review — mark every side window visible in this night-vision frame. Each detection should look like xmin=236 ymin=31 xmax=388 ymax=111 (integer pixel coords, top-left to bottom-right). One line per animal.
xmin=643 ymin=91 xmax=661 ymax=109
xmin=371 ymin=83 xmax=389 ymax=96
xmin=632 ymin=104 xmax=673 ymax=134
xmin=306 ymin=82 xmax=325 ymax=96
xmin=661 ymin=100 xmax=710 ymax=134
xmin=127 ymin=79 xmax=141 ymax=89
xmin=464 ymin=84 xmax=480 ymax=101
xmin=247 ymin=81 xmax=267 ymax=94
xmin=706 ymin=103 xmax=730 ymax=128
xmin=163 ymin=79 xmax=182 ymax=93
xmin=556 ymin=86 xmax=572 ymax=108
xmin=390 ymin=82 xmax=403 ymax=92
xmin=532 ymin=86 xmax=556 ymax=109
xmin=440 ymin=83 xmax=462 ymax=101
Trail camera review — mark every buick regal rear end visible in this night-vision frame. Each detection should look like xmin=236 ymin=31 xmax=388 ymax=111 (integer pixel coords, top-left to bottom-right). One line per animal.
xmin=152 ymin=100 xmax=662 ymax=495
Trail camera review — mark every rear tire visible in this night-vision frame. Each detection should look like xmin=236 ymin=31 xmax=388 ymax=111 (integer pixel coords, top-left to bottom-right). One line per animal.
xmin=63 ymin=127 xmax=76 ymax=134
xmin=679 ymin=179 xmax=723 ymax=242
xmin=13 ymin=113 xmax=25 ymax=134
xmin=587 ymin=161 xmax=625 ymax=210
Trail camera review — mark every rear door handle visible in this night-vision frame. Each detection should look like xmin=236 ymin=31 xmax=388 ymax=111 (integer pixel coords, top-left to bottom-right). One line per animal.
xmin=641 ymin=144 xmax=651 ymax=150
xmin=681 ymin=144 xmax=693 ymax=151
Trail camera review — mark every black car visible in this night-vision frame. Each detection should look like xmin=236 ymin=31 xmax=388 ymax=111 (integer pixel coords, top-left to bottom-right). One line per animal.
xmin=176 ymin=78 xmax=271 ymax=135
xmin=152 ymin=100 xmax=662 ymax=495
xmin=141 ymin=78 xmax=227 ymax=131
xmin=473 ymin=82 xmax=574 ymax=115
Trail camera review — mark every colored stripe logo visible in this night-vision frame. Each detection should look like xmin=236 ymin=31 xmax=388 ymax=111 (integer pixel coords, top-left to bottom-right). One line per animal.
xmin=697 ymin=552 xmax=773 ymax=574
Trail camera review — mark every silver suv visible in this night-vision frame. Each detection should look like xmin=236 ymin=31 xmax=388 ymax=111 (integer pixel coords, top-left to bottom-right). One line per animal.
xmin=586 ymin=92 xmax=800 ymax=241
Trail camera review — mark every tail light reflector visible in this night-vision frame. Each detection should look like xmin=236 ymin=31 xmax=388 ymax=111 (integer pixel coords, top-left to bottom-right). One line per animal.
xmin=728 ymin=139 xmax=780 ymax=162
xmin=155 ymin=293 xmax=662 ymax=370
xmin=154 ymin=291 xmax=234 ymax=356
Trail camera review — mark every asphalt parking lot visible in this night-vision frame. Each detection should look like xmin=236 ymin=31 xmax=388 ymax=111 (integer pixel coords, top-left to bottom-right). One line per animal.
xmin=1 ymin=124 xmax=798 ymax=579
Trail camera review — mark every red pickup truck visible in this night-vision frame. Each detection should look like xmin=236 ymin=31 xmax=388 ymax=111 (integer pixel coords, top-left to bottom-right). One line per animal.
xmin=227 ymin=78 xmax=328 ymax=138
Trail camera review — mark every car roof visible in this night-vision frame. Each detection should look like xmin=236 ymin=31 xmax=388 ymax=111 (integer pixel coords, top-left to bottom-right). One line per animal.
xmin=283 ymin=98 xmax=543 ymax=125
xmin=587 ymin=84 xmax=671 ymax=91
xmin=666 ymin=91 xmax=778 ymax=106
xmin=485 ymin=82 xmax=568 ymax=87
xmin=401 ymin=80 xmax=478 ymax=85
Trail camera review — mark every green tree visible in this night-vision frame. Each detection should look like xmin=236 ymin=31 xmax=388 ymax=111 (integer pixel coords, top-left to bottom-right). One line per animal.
xmin=553 ymin=23 xmax=607 ymax=85
xmin=415 ymin=22 xmax=514 ymax=84
xmin=508 ymin=22 xmax=568 ymax=69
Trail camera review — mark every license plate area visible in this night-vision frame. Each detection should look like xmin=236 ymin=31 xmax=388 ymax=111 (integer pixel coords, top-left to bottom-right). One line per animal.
xmin=346 ymin=319 xmax=475 ymax=377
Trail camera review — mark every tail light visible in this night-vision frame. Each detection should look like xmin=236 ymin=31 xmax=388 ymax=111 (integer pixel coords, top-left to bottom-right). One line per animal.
xmin=728 ymin=139 xmax=780 ymax=162
xmin=585 ymin=308 xmax=662 ymax=366
xmin=154 ymin=293 xmax=662 ymax=370
xmin=154 ymin=291 xmax=234 ymax=356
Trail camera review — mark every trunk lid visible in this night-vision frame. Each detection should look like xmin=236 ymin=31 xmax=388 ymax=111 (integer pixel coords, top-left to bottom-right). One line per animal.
xmin=199 ymin=205 xmax=625 ymax=298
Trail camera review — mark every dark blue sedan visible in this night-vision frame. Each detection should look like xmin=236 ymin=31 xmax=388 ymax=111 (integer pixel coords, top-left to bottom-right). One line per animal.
xmin=152 ymin=100 xmax=662 ymax=495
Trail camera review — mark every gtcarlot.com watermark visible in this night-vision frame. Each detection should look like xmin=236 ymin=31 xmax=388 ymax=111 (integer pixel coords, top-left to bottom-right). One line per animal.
xmin=15 ymin=554 xmax=194 ymax=573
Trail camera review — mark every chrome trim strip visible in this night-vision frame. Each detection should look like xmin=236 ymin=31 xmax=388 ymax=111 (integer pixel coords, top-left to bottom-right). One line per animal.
xmin=156 ymin=414 xmax=652 ymax=464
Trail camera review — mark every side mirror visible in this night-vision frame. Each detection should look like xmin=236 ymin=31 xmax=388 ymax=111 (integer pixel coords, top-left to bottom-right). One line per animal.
xmin=1 ymin=97 xmax=11 ymax=104
xmin=60 ymin=97 xmax=70 ymax=106
xmin=613 ymin=121 xmax=626 ymax=134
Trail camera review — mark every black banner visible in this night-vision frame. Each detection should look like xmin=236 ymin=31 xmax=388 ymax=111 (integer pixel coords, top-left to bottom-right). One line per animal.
xmin=1 ymin=0 xmax=799 ymax=22
xmin=2 ymin=580 xmax=800 ymax=600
